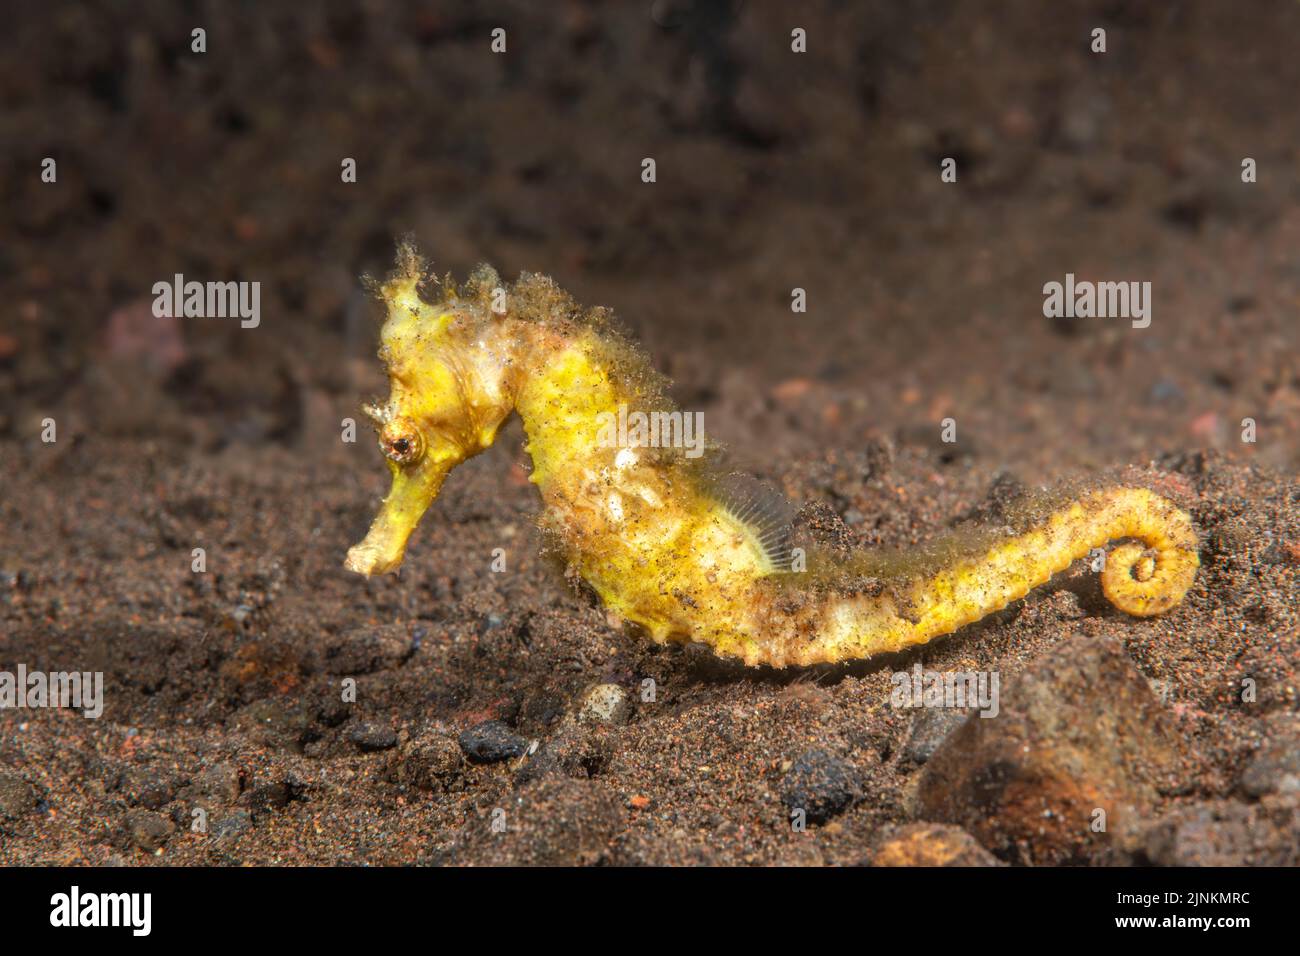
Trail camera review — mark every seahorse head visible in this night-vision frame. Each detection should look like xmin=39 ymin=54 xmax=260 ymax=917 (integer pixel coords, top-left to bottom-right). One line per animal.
xmin=344 ymin=243 xmax=516 ymax=576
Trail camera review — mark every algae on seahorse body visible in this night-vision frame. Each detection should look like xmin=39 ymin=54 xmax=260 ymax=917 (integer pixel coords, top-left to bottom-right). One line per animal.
xmin=345 ymin=244 xmax=1199 ymax=667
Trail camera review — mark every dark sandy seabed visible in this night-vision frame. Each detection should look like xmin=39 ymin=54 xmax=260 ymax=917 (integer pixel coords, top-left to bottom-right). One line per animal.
xmin=1 ymin=2 xmax=1298 ymax=865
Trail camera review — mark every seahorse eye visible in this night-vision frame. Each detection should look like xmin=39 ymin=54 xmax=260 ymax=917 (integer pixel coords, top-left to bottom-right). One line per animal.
xmin=380 ymin=417 xmax=425 ymax=465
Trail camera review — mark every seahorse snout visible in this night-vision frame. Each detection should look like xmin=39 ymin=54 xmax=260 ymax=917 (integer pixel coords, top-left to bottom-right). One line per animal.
xmin=345 ymin=457 xmax=451 ymax=576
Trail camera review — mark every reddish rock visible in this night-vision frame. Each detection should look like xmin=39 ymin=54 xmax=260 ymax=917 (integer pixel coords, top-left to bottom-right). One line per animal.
xmin=917 ymin=635 xmax=1180 ymax=864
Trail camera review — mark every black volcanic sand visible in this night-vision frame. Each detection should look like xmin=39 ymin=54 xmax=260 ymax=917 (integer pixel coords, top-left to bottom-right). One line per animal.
xmin=1 ymin=2 xmax=1298 ymax=865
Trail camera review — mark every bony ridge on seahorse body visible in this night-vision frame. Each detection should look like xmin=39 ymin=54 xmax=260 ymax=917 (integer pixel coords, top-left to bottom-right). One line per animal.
xmin=344 ymin=243 xmax=1200 ymax=668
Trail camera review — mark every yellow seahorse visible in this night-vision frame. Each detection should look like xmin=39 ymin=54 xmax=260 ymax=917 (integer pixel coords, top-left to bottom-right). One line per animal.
xmin=344 ymin=244 xmax=1199 ymax=667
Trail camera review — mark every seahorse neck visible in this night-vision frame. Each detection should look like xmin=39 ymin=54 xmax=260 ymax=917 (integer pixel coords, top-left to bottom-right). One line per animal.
xmin=505 ymin=318 xmax=659 ymax=488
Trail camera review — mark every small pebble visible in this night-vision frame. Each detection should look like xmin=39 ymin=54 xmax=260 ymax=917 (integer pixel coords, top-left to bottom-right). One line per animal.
xmin=322 ymin=626 xmax=414 ymax=675
xmin=349 ymin=722 xmax=398 ymax=752
xmin=390 ymin=733 xmax=463 ymax=791
xmin=781 ymin=749 xmax=859 ymax=824
xmin=458 ymin=720 xmax=529 ymax=764
xmin=578 ymin=683 xmax=631 ymax=726
xmin=195 ymin=762 xmax=241 ymax=804
xmin=247 ymin=781 xmax=292 ymax=813
xmin=127 ymin=773 xmax=176 ymax=810
xmin=211 ymin=810 xmax=253 ymax=840
xmin=0 ymin=770 xmax=37 ymax=820
xmin=126 ymin=809 xmax=174 ymax=852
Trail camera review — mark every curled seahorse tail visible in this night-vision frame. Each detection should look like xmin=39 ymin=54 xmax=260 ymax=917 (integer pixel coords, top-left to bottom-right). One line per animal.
xmin=1097 ymin=491 xmax=1200 ymax=616
xmin=740 ymin=486 xmax=1200 ymax=667
xmin=904 ymin=486 xmax=1196 ymax=642
xmin=896 ymin=486 xmax=1200 ymax=647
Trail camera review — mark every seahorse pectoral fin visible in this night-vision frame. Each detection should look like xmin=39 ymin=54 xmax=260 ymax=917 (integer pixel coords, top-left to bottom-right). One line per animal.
xmin=344 ymin=459 xmax=450 ymax=576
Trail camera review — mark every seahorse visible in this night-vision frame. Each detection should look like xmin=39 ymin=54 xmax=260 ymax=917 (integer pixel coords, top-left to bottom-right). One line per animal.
xmin=344 ymin=244 xmax=1199 ymax=667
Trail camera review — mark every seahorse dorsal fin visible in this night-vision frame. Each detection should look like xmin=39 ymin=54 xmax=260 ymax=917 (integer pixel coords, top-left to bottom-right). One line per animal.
xmin=712 ymin=472 xmax=796 ymax=573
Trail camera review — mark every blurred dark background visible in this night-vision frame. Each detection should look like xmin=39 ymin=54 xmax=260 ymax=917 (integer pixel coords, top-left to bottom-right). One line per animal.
xmin=3 ymin=0 xmax=1298 ymax=475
